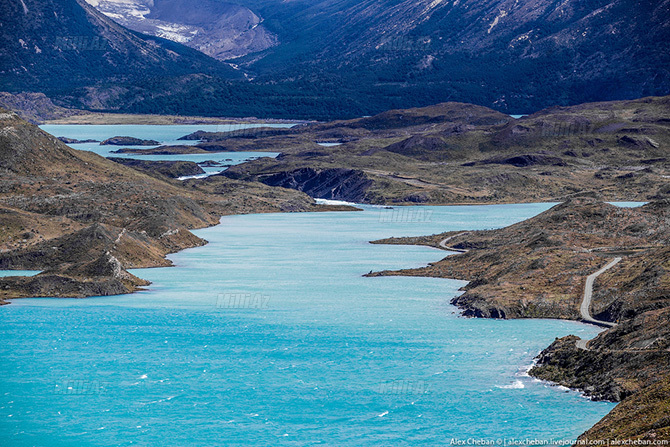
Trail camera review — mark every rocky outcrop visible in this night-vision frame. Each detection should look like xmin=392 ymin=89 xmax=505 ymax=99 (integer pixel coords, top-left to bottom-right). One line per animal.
xmin=383 ymin=135 xmax=451 ymax=160
xmin=178 ymin=130 xmax=217 ymax=141
xmin=0 ymin=273 xmax=141 ymax=302
xmin=464 ymin=153 xmax=568 ymax=168
xmin=450 ymin=292 xmax=578 ymax=320
xmin=111 ymin=141 xmax=280 ymax=154
xmin=329 ymin=102 xmax=511 ymax=131
xmin=0 ymin=252 xmax=151 ymax=303
xmin=178 ymin=128 xmax=292 ymax=141
xmin=0 ymin=222 xmax=196 ymax=270
xmin=258 ymin=167 xmax=373 ymax=202
xmin=111 ymin=145 xmax=209 ymax=155
xmin=577 ymin=376 xmax=670 ymax=441
xmin=199 ymin=160 xmax=223 ymax=167
xmin=530 ymin=317 xmax=670 ymax=402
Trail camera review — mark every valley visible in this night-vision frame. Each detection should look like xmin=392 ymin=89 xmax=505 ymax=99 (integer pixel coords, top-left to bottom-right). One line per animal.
xmin=0 ymin=0 xmax=668 ymax=434
xmin=2 ymin=93 xmax=667 ymax=308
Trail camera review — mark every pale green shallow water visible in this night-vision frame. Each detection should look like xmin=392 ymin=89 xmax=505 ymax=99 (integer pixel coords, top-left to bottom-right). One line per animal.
xmin=0 ymin=204 xmax=615 ymax=446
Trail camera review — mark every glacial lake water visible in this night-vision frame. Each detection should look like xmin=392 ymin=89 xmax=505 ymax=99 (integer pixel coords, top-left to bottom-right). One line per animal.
xmin=39 ymin=124 xmax=290 ymax=176
xmin=0 ymin=203 xmax=615 ymax=446
xmin=0 ymin=271 xmax=40 ymax=278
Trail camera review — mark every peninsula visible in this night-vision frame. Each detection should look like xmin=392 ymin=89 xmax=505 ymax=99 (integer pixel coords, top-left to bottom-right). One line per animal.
xmin=367 ymin=198 xmax=670 ymax=439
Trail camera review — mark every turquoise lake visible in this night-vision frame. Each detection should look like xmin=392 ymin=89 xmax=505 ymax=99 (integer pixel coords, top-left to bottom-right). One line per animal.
xmin=0 ymin=204 xmax=615 ymax=446
xmin=1 ymin=125 xmax=616 ymax=445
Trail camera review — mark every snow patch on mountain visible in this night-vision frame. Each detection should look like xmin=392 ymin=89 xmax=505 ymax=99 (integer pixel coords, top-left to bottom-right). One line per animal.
xmin=84 ymin=0 xmax=277 ymax=60
xmin=488 ymin=10 xmax=508 ymax=34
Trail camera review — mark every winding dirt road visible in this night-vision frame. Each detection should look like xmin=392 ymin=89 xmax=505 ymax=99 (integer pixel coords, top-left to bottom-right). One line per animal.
xmin=438 ymin=232 xmax=469 ymax=253
xmin=576 ymin=257 xmax=622 ymax=349
xmin=434 ymin=232 xmax=621 ymax=350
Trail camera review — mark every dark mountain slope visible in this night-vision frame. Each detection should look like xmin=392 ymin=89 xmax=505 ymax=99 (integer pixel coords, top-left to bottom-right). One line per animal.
xmin=0 ymin=0 xmax=239 ymax=93
xmin=239 ymin=0 xmax=670 ymax=113
xmin=3 ymin=0 xmax=667 ymax=118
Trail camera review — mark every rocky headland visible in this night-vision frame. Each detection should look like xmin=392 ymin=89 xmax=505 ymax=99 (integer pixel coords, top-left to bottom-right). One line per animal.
xmin=107 ymin=158 xmax=206 ymax=179
xmin=57 ymin=137 xmax=100 ymax=144
xmin=367 ymin=198 xmax=670 ymax=439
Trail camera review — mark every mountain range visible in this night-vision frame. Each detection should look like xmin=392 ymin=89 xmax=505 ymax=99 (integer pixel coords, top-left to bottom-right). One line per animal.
xmin=1 ymin=0 xmax=669 ymax=119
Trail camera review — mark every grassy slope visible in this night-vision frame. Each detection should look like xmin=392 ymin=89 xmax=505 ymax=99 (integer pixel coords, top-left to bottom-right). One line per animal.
xmin=193 ymin=96 xmax=670 ymax=205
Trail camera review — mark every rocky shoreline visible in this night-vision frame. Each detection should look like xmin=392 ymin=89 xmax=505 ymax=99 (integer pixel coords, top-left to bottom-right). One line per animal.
xmin=367 ymin=198 xmax=670 ymax=440
xmin=0 ymin=109 xmax=357 ymax=304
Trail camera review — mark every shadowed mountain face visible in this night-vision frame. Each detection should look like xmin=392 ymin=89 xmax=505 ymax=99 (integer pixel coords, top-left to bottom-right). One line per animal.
xmin=85 ymin=0 xmax=278 ymax=60
xmin=2 ymin=0 xmax=669 ymax=120
xmin=239 ymin=0 xmax=670 ymax=112
xmin=0 ymin=0 xmax=239 ymax=93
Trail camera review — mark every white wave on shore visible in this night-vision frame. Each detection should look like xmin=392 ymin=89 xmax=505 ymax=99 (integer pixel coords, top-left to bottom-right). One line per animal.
xmin=314 ymin=198 xmax=359 ymax=206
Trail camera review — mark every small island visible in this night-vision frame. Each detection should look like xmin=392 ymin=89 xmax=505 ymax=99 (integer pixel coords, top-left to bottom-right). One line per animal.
xmin=100 ymin=136 xmax=160 ymax=146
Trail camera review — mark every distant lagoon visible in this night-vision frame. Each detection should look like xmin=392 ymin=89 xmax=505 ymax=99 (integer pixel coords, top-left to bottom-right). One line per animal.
xmin=40 ymin=124 xmax=291 ymax=177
